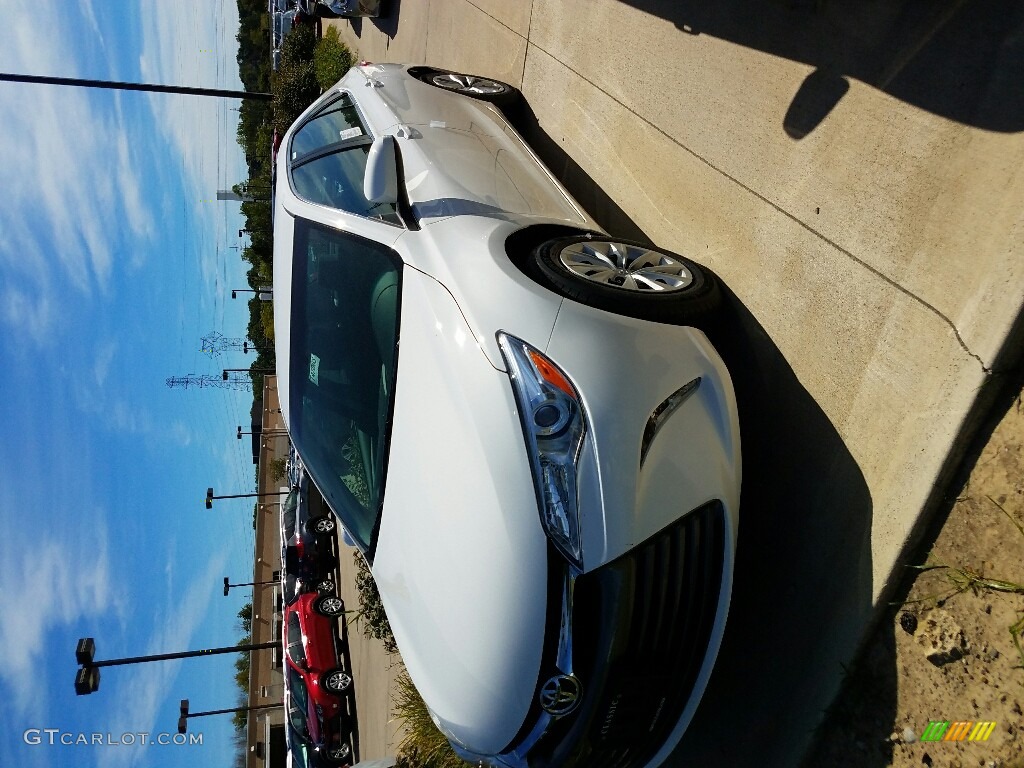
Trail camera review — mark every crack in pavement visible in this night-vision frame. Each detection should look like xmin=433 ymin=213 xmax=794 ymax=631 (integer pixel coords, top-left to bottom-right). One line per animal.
xmin=511 ymin=38 xmax=994 ymax=375
xmin=447 ymin=0 xmax=993 ymax=374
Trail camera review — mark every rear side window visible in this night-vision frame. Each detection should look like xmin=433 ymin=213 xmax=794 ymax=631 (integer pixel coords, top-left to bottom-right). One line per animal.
xmin=289 ymin=93 xmax=400 ymax=225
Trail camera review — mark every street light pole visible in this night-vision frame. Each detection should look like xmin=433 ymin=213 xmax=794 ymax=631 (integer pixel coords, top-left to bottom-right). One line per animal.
xmin=206 ymin=487 xmax=289 ymax=509
xmin=178 ymin=699 xmax=282 ymax=733
xmin=237 ymin=426 xmax=287 ymax=440
xmin=231 ymin=287 xmax=272 ymax=300
xmin=223 ymin=367 xmax=274 ymax=381
xmin=224 ymin=575 xmax=279 ymax=597
xmin=74 ymin=638 xmax=280 ymax=695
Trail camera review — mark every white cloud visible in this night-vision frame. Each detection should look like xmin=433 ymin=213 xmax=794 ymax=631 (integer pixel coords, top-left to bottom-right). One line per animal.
xmin=0 ymin=513 xmax=116 ymax=719
xmin=0 ymin=285 xmax=54 ymax=346
xmin=0 ymin=0 xmax=252 ymax=350
xmin=138 ymin=2 xmax=247 ymax=316
xmin=0 ymin=7 xmax=157 ymax=342
xmin=93 ymin=341 xmax=118 ymax=386
xmin=95 ymin=553 xmax=228 ymax=768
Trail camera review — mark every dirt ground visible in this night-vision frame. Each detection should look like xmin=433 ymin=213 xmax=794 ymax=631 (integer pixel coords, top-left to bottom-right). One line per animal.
xmin=804 ymin=386 xmax=1024 ymax=768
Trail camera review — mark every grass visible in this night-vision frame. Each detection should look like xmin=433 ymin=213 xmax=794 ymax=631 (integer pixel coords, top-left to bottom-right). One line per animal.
xmin=392 ymin=668 xmax=470 ymax=768
xmin=907 ymin=495 xmax=1024 ymax=670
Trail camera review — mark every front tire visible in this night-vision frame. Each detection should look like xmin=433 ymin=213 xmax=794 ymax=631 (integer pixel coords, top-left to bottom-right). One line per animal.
xmin=531 ymin=235 xmax=721 ymax=324
xmin=325 ymin=741 xmax=352 ymax=763
xmin=320 ymin=667 xmax=353 ymax=694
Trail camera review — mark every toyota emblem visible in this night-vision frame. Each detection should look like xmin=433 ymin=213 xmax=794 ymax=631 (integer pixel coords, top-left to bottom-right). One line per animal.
xmin=539 ymin=674 xmax=582 ymax=716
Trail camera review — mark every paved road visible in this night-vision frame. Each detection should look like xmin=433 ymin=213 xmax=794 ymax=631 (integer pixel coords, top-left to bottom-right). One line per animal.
xmin=326 ymin=1 xmax=1024 ymax=765
xmin=334 ymin=545 xmax=406 ymax=762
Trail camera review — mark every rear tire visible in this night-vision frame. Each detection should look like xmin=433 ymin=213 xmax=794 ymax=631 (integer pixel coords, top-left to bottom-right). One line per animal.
xmin=310 ymin=515 xmax=336 ymax=535
xmin=315 ymin=595 xmax=346 ymax=617
xmin=416 ymin=68 xmax=519 ymax=107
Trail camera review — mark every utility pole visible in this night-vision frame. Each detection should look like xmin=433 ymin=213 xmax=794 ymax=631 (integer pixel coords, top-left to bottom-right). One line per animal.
xmin=0 ymin=72 xmax=271 ymax=100
xmin=166 ymin=374 xmax=252 ymax=391
xmin=201 ymin=332 xmax=272 ymax=357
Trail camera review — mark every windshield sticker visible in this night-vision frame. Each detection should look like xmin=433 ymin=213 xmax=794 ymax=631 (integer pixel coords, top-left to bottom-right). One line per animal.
xmin=309 ymin=354 xmax=320 ymax=385
xmin=339 ymin=127 xmax=363 ymax=140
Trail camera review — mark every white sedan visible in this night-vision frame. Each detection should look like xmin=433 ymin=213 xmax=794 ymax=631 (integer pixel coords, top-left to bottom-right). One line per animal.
xmin=273 ymin=63 xmax=741 ymax=768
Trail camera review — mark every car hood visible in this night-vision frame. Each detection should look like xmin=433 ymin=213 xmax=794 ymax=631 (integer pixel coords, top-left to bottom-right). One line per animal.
xmin=371 ymin=267 xmax=549 ymax=754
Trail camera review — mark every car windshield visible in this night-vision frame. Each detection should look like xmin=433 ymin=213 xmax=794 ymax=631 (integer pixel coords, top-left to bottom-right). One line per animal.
xmin=288 ymin=218 xmax=401 ymax=556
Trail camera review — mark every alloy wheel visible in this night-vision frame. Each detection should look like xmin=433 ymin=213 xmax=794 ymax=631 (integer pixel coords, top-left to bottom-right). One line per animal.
xmin=557 ymin=240 xmax=695 ymax=293
xmin=430 ymin=73 xmax=508 ymax=97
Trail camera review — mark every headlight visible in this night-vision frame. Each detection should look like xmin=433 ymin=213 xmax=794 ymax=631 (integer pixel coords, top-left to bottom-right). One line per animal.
xmin=498 ymin=333 xmax=586 ymax=567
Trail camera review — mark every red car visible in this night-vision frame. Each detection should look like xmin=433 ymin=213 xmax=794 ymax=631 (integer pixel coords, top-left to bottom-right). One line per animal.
xmin=283 ymin=592 xmax=355 ymax=764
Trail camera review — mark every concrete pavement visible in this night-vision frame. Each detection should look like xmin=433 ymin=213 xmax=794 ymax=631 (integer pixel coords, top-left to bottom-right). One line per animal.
xmin=326 ymin=1 xmax=1024 ymax=764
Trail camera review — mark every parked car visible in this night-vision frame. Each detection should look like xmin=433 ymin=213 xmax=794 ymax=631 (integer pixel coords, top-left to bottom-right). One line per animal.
xmin=286 ymin=723 xmax=352 ymax=768
xmin=280 ymin=475 xmax=338 ymax=597
xmin=284 ymin=679 xmax=353 ymax=766
xmin=283 ymin=592 xmax=355 ymax=765
xmin=273 ymin=63 xmax=742 ymax=768
xmin=295 ymin=0 xmax=383 ymax=19
xmin=272 ymin=8 xmax=296 ymax=48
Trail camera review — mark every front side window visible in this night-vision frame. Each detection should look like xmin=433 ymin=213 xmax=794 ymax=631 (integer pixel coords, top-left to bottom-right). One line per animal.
xmin=281 ymin=489 xmax=298 ymax=540
xmin=289 ymin=93 xmax=400 ymax=225
xmin=286 ymin=667 xmax=311 ymax=738
xmin=286 ymin=613 xmax=306 ymax=668
xmin=288 ymin=218 xmax=401 ymax=557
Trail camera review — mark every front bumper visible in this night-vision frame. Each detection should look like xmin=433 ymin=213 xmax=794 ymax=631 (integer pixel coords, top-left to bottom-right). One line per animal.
xmin=463 ymin=500 xmax=730 ymax=768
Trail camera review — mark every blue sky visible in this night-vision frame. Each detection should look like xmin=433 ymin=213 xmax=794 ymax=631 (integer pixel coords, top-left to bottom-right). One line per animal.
xmin=0 ymin=2 xmax=265 ymax=766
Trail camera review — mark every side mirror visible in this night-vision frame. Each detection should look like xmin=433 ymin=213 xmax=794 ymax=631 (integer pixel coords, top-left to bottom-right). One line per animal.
xmin=363 ymin=135 xmax=399 ymax=205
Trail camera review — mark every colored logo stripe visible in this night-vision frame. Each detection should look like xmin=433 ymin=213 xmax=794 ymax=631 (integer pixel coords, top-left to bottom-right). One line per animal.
xmin=921 ymin=721 xmax=949 ymax=741
xmin=922 ymin=720 xmax=996 ymax=742
xmin=968 ymin=722 xmax=996 ymax=742
xmin=943 ymin=721 xmax=973 ymax=741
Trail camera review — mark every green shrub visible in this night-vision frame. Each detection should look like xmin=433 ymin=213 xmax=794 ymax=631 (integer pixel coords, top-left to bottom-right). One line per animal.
xmin=351 ymin=550 xmax=399 ymax=654
xmin=313 ymin=27 xmax=355 ymax=89
xmin=269 ymin=457 xmax=288 ymax=482
xmin=281 ymin=21 xmax=317 ymax=67
xmin=272 ymin=60 xmax=320 ymax=134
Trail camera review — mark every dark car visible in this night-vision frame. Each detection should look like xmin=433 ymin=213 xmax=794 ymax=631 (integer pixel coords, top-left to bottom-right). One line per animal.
xmin=284 ymin=592 xmax=355 ymax=765
xmin=285 ymin=722 xmax=351 ymax=768
xmin=280 ymin=473 xmax=338 ymax=598
xmin=295 ymin=0 xmax=383 ymax=20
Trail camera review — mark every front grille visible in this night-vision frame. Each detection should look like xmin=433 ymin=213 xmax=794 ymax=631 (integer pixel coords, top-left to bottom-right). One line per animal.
xmin=515 ymin=500 xmax=726 ymax=768
xmin=579 ymin=500 xmax=725 ymax=768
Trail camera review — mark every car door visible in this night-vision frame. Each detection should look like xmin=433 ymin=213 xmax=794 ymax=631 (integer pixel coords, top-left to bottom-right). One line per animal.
xmin=349 ymin=66 xmax=583 ymax=223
